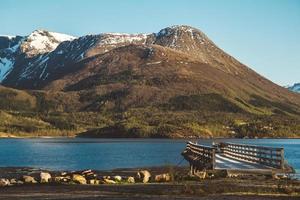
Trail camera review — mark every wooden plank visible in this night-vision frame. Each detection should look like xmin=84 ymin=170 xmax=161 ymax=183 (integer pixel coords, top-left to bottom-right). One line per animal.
xmin=221 ymin=142 xmax=283 ymax=151
xmin=219 ymin=142 xmax=284 ymax=169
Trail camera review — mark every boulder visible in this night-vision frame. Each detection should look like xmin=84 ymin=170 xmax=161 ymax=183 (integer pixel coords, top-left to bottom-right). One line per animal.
xmin=40 ymin=172 xmax=51 ymax=183
xmin=88 ymin=179 xmax=100 ymax=185
xmin=127 ymin=176 xmax=135 ymax=183
xmin=61 ymin=172 xmax=67 ymax=176
xmin=55 ymin=176 xmax=70 ymax=183
xmin=72 ymin=174 xmax=87 ymax=184
xmin=54 ymin=176 xmax=64 ymax=183
xmin=103 ymin=179 xmax=116 ymax=184
xmin=154 ymin=173 xmax=171 ymax=182
xmin=88 ymin=179 xmax=95 ymax=184
xmin=0 ymin=178 xmax=10 ymax=186
xmin=23 ymin=175 xmax=37 ymax=184
xmin=63 ymin=177 xmax=71 ymax=182
xmin=114 ymin=176 xmax=122 ymax=182
xmin=10 ymin=179 xmax=17 ymax=184
xmin=17 ymin=180 xmax=24 ymax=185
xmin=137 ymin=170 xmax=151 ymax=183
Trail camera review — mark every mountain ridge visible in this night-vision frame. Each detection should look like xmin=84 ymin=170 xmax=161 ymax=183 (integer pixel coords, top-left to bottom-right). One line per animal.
xmin=0 ymin=25 xmax=299 ymax=138
xmin=1 ymin=25 xmax=248 ymax=88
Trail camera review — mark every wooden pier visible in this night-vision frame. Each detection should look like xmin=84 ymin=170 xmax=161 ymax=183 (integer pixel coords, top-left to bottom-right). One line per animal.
xmin=182 ymin=141 xmax=293 ymax=175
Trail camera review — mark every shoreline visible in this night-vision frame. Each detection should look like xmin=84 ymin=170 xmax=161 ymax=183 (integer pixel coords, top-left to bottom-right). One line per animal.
xmin=0 ymin=166 xmax=300 ymax=199
xmin=1 ymin=134 xmax=300 ymax=139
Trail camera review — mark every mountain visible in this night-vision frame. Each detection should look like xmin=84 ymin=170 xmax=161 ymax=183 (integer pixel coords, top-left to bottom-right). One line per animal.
xmin=0 ymin=25 xmax=299 ymax=138
xmin=287 ymin=83 xmax=300 ymax=93
xmin=0 ymin=30 xmax=75 ymax=84
xmin=0 ymin=26 xmax=251 ymax=89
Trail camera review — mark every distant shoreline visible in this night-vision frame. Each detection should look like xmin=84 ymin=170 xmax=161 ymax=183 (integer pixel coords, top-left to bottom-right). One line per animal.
xmin=0 ymin=134 xmax=300 ymax=140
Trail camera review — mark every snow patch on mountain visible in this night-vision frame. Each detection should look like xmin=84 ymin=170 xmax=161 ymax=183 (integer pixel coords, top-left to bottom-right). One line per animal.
xmin=0 ymin=58 xmax=14 ymax=82
xmin=99 ymin=33 xmax=148 ymax=45
xmin=21 ymin=30 xmax=76 ymax=57
xmin=287 ymin=83 xmax=300 ymax=93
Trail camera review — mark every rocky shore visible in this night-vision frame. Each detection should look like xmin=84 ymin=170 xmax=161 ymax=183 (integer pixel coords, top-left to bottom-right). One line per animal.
xmin=0 ymin=166 xmax=175 ymax=186
xmin=0 ymin=166 xmax=300 ymax=199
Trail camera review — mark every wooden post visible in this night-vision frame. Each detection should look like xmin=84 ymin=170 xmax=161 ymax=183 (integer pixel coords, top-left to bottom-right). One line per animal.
xmin=190 ymin=163 xmax=194 ymax=175
xmin=212 ymin=148 xmax=216 ymax=170
xmin=280 ymin=149 xmax=284 ymax=169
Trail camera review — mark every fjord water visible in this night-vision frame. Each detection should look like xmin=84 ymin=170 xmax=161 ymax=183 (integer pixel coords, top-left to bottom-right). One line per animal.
xmin=0 ymin=138 xmax=299 ymax=176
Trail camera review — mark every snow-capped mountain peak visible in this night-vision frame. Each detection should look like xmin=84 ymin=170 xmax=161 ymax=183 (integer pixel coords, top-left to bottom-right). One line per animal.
xmin=20 ymin=30 xmax=76 ymax=57
xmin=287 ymin=83 xmax=300 ymax=93
xmin=0 ymin=30 xmax=76 ymax=82
xmin=0 ymin=25 xmax=283 ymax=88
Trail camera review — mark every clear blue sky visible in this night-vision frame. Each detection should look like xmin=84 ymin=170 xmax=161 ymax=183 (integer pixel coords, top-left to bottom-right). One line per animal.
xmin=1 ymin=0 xmax=299 ymax=85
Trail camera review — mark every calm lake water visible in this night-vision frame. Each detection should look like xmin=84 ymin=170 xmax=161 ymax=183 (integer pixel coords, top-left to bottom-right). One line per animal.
xmin=0 ymin=138 xmax=299 ymax=176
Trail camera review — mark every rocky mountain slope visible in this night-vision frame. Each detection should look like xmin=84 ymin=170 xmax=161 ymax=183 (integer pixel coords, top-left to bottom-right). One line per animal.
xmin=0 ymin=25 xmax=299 ymax=138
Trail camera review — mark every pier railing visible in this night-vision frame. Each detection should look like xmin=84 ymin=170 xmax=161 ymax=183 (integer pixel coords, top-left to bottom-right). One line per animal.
xmin=219 ymin=142 xmax=284 ymax=169
xmin=182 ymin=142 xmax=216 ymax=173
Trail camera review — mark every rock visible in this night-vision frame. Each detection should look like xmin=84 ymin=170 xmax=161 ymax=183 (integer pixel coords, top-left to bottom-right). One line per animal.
xmin=82 ymin=170 xmax=95 ymax=178
xmin=82 ymin=169 xmax=92 ymax=174
xmin=127 ymin=176 xmax=135 ymax=183
xmin=272 ymin=174 xmax=280 ymax=180
xmin=103 ymin=176 xmax=111 ymax=179
xmin=10 ymin=179 xmax=17 ymax=184
xmin=72 ymin=174 xmax=87 ymax=184
xmin=114 ymin=176 xmax=122 ymax=182
xmin=85 ymin=172 xmax=95 ymax=176
xmin=154 ymin=173 xmax=171 ymax=182
xmin=0 ymin=178 xmax=10 ymax=186
xmin=40 ymin=172 xmax=52 ymax=183
xmin=137 ymin=170 xmax=151 ymax=183
xmin=54 ymin=176 xmax=64 ymax=183
xmin=88 ymin=179 xmax=95 ymax=184
xmin=16 ymin=180 xmax=24 ymax=185
xmin=63 ymin=178 xmax=70 ymax=182
xmin=88 ymin=179 xmax=100 ymax=185
xmin=277 ymin=174 xmax=288 ymax=179
xmin=55 ymin=176 xmax=70 ymax=183
xmin=23 ymin=175 xmax=37 ymax=184
xmin=195 ymin=171 xmax=206 ymax=179
xmin=103 ymin=179 xmax=116 ymax=184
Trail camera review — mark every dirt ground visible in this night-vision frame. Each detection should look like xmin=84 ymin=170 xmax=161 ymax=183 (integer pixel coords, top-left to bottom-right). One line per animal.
xmin=0 ymin=184 xmax=299 ymax=200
